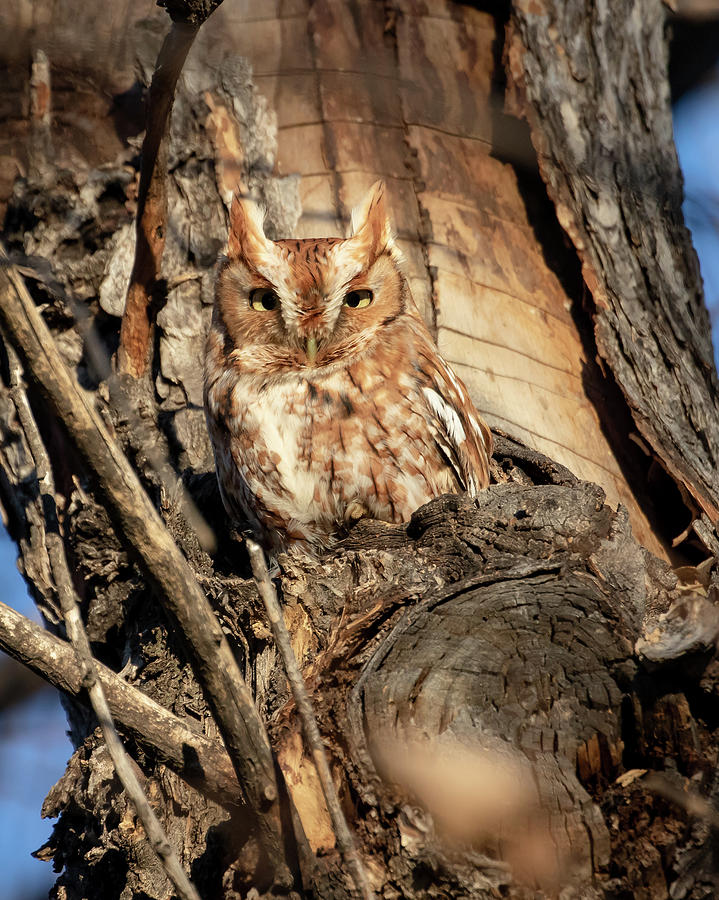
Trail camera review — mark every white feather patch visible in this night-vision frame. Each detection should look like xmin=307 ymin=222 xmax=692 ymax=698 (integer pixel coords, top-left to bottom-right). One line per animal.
xmin=469 ymin=414 xmax=488 ymax=449
xmin=440 ymin=361 xmax=463 ymax=396
xmin=234 ymin=381 xmax=319 ymax=515
xmin=422 ymin=387 xmax=467 ymax=446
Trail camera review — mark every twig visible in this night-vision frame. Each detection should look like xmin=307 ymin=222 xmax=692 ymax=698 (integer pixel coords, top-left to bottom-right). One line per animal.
xmin=117 ymin=21 xmax=199 ymax=377
xmin=0 ymin=599 xmax=239 ymax=805
xmin=117 ymin=0 xmax=227 ymax=378
xmin=6 ymin=344 xmax=201 ymax=900
xmin=246 ymin=538 xmax=376 ymax=900
xmin=0 ymin=247 xmax=294 ymax=887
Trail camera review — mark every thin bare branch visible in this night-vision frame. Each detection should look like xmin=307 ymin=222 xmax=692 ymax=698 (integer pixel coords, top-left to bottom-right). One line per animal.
xmin=6 ymin=342 xmax=201 ymax=900
xmin=0 ymin=599 xmax=240 ymax=805
xmin=6 ymin=248 xmax=216 ymax=554
xmin=0 ymin=248 xmax=294 ymax=887
xmin=246 ymin=538 xmax=376 ymax=900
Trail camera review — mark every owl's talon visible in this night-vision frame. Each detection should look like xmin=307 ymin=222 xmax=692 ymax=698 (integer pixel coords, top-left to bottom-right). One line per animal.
xmin=344 ymin=500 xmax=367 ymax=523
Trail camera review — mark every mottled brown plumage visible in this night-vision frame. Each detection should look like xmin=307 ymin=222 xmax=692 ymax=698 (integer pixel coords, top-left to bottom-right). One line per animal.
xmin=204 ymin=181 xmax=492 ymax=551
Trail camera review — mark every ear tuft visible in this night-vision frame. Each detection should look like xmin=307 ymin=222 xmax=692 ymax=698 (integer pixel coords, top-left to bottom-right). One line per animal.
xmin=228 ymin=192 xmax=272 ymax=264
xmin=349 ymin=180 xmax=395 ymax=264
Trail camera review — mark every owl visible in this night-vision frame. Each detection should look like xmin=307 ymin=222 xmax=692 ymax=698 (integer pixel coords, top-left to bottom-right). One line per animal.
xmin=204 ymin=181 xmax=492 ymax=552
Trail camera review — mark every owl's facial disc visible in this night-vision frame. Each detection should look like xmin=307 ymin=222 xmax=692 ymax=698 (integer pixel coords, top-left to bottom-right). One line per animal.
xmin=217 ymin=180 xmax=408 ymax=374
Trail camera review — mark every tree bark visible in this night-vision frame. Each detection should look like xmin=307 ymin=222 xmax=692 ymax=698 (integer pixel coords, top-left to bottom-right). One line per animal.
xmin=0 ymin=1 xmax=718 ymax=898
xmin=507 ymin=0 xmax=719 ymax=533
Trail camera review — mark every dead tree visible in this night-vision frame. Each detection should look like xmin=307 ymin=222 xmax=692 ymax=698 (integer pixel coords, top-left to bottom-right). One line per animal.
xmin=0 ymin=0 xmax=718 ymax=897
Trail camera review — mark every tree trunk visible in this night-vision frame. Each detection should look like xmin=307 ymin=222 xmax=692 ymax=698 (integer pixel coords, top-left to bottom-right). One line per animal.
xmin=0 ymin=1 xmax=718 ymax=898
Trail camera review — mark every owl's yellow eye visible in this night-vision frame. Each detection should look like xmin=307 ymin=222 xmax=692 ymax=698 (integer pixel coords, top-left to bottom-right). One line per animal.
xmin=344 ymin=289 xmax=373 ymax=309
xmin=249 ymin=289 xmax=279 ymax=311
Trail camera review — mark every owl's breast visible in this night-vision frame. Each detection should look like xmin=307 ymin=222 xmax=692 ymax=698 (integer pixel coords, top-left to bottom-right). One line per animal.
xmin=218 ymin=365 xmax=457 ymax=546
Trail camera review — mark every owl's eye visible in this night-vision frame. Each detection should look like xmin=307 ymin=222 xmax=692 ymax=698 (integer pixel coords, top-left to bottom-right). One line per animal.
xmin=344 ymin=289 xmax=373 ymax=309
xmin=249 ymin=289 xmax=279 ymax=311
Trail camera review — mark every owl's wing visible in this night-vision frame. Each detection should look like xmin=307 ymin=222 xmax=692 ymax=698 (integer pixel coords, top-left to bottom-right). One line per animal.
xmin=414 ymin=348 xmax=492 ymax=495
xmin=205 ymin=414 xmax=255 ymax=526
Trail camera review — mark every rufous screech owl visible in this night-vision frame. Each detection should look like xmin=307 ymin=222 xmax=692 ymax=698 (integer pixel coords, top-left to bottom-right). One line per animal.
xmin=204 ymin=181 xmax=493 ymax=552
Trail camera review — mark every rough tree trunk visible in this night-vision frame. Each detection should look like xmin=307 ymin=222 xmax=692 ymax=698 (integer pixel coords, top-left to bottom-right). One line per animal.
xmin=0 ymin=1 xmax=718 ymax=898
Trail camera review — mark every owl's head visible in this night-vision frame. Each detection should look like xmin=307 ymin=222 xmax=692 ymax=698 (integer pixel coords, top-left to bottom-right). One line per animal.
xmin=215 ymin=181 xmax=411 ymax=374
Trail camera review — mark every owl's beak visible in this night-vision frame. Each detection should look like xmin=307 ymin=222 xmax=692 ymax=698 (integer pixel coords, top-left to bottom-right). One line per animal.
xmin=305 ymin=336 xmax=318 ymax=363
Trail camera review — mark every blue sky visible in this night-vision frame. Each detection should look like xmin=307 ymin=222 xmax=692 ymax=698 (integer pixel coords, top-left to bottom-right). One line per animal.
xmin=0 ymin=526 xmax=69 ymax=900
xmin=673 ymin=68 xmax=719 ymax=365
